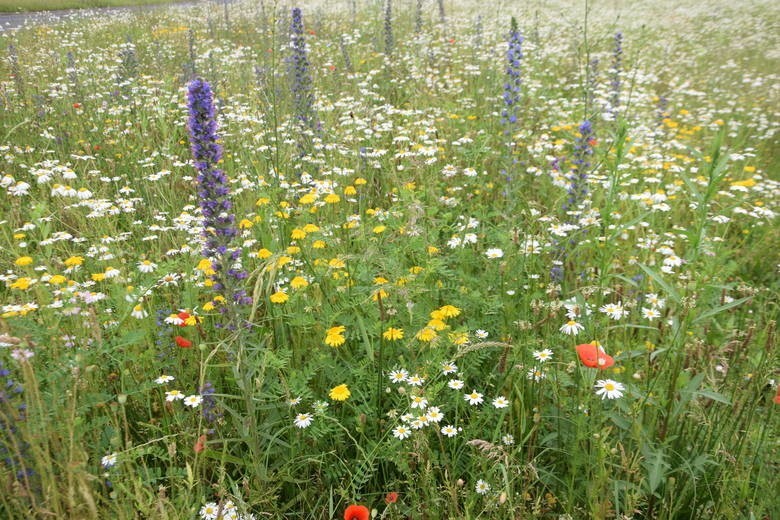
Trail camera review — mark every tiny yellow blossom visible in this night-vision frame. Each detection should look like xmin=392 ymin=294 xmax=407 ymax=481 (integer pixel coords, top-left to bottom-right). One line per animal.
xmin=383 ymin=327 xmax=404 ymax=341
xmin=329 ymin=384 xmax=351 ymax=401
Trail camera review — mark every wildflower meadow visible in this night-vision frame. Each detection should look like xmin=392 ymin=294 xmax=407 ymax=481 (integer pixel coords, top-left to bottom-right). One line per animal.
xmin=0 ymin=0 xmax=778 ymax=518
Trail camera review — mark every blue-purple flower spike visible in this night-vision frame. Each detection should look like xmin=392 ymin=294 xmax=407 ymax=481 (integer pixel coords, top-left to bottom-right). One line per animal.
xmin=187 ymin=78 xmax=251 ymax=320
xmin=501 ymin=17 xmax=523 ymax=132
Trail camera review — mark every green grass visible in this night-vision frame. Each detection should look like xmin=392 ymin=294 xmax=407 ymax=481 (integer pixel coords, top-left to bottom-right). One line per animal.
xmin=0 ymin=0 xmax=182 ymax=13
xmin=0 ymin=0 xmax=778 ymax=518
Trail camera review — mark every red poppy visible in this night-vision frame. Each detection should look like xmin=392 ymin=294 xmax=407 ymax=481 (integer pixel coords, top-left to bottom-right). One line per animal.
xmin=73 ymin=103 xmax=82 ymax=109
xmin=773 ymin=386 xmax=780 ymax=405
xmin=175 ymin=335 xmax=193 ymax=348
xmin=576 ymin=342 xmax=614 ymax=369
xmin=194 ymin=434 xmax=207 ymax=453
xmin=385 ymin=492 xmax=398 ymax=504
xmin=177 ymin=311 xmax=191 ymax=326
xmin=344 ymin=505 xmax=369 ymax=520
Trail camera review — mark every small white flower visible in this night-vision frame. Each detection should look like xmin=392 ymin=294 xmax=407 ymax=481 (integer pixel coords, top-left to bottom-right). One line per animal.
xmin=407 ymin=374 xmax=424 ymax=386
xmin=165 ymin=390 xmax=185 ymax=402
xmin=600 ymin=302 xmax=628 ymax=320
xmin=392 ymin=425 xmax=412 ymax=440
xmin=388 ymin=369 xmax=409 ymax=383
xmin=154 ymin=375 xmax=175 ymax=385
xmin=594 ymin=379 xmax=625 ymax=400
xmin=559 ymin=320 xmax=584 ymax=335
xmin=501 ymin=434 xmax=515 ymax=445
xmin=288 ymin=397 xmax=302 ymax=406
xmin=448 ymin=379 xmax=465 ymax=390
xmin=294 ymin=413 xmax=313 ymax=428
xmin=527 ymin=367 xmax=546 ymax=382
xmin=475 ymin=479 xmax=490 ymax=495
xmin=475 ymin=329 xmax=489 ymax=339
xmin=642 ymin=307 xmax=661 ymax=320
xmin=410 ymin=395 xmax=428 ymax=409
xmin=425 ymin=407 xmax=444 ymax=423
xmin=183 ymin=394 xmax=203 ymax=408
xmin=464 ymin=390 xmax=484 ymax=406
xmin=440 ymin=425 xmax=458 ymax=437
xmin=137 ymin=260 xmax=157 ymax=273
xmin=492 ymin=396 xmax=510 ymax=408
xmin=485 ymin=248 xmax=504 ymax=259
xmin=441 ymin=362 xmax=458 ymax=375
xmin=101 ymin=453 xmax=117 ymax=468
xmin=199 ymin=502 xmax=219 ymax=520
xmin=533 ymin=349 xmax=553 ymax=362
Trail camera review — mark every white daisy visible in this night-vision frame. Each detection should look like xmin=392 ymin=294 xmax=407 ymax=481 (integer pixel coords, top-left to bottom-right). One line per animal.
xmin=441 ymin=361 xmax=458 ymax=375
xmin=448 ymin=379 xmax=465 ymax=390
xmin=492 ymin=396 xmax=510 ymax=408
xmin=388 ymin=369 xmax=409 ymax=384
xmin=559 ymin=320 xmax=584 ymax=335
xmin=440 ymin=425 xmax=458 ymax=437
xmin=533 ymin=349 xmax=553 ymax=362
xmin=392 ymin=425 xmax=412 ymax=440
xmin=165 ymin=389 xmax=185 ymax=402
xmin=464 ymin=390 xmax=484 ymax=406
xmin=407 ymin=374 xmax=424 ymax=386
xmin=293 ymin=413 xmax=313 ymax=428
xmin=410 ymin=395 xmax=428 ymax=409
xmin=594 ymin=379 xmax=625 ymax=400
xmin=101 ymin=453 xmax=117 ymax=468
xmin=485 ymin=248 xmax=504 ymax=259
xmin=475 ymin=479 xmax=490 ymax=494
xmin=154 ymin=374 xmax=175 ymax=385
xmin=183 ymin=395 xmax=203 ymax=408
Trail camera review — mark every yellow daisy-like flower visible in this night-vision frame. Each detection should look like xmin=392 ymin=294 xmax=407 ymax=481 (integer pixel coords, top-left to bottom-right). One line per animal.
xmin=238 ymin=218 xmax=253 ymax=229
xmin=328 ymin=258 xmax=346 ymax=269
xmin=302 ymin=223 xmax=320 ymax=233
xmin=290 ymin=276 xmax=309 ymax=289
xmin=329 ymin=384 xmax=351 ymax=401
xmin=427 ymin=318 xmax=447 ymax=331
xmin=372 ymin=288 xmax=388 ymax=301
xmin=373 ymin=225 xmax=386 ymax=234
xmin=299 ymin=193 xmax=317 ymax=205
xmin=291 ymin=228 xmax=307 ymax=240
xmin=48 ymin=274 xmax=67 ymax=285
xmin=438 ymin=305 xmax=461 ymax=318
xmin=415 ymin=327 xmax=438 ymax=342
xmin=9 ymin=277 xmax=32 ymax=290
xmin=324 ymin=325 xmax=346 ymax=347
xmin=14 ymin=256 xmax=33 ymax=267
xmin=257 ymin=248 xmax=273 ymax=259
xmin=312 ymin=240 xmax=326 ymax=249
xmin=383 ymin=327 xmax=404 ymax=341
xmin=91 ymin=273 xmax=106 ymax=282
xmin=270 ymin=291 xmax=289 ymax=304
xmin=324 ymin=193 xmax=340 ymax=204
xmin=343 ymin=185 xmax=357 ymax=196
xmin=64 ymin=256 xmax=84 ymax=267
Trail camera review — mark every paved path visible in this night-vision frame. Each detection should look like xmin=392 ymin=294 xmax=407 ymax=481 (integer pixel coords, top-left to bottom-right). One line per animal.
xmin=0 ymin=1 xmax=208 ymax=32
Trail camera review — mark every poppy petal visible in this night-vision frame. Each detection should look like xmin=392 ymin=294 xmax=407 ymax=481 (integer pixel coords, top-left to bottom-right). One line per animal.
xmin=344 ymin=504 xmax=370 ymax=520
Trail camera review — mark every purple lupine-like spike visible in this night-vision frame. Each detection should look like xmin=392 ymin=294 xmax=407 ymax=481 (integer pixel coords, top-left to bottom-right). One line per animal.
xmin=500 ymin=17 xmax=523 ymax=132
xmin=609 ymin=32 xmax=623 ymax=118
xmin=187 ymin=78 xmax=251 ymax=321
xmin=289 ymin=8 xmax=317 ymax=131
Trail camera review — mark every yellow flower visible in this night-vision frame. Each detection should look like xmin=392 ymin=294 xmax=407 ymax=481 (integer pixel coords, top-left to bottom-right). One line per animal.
xmin=290 ymin=276 xmax=309 ymax=289
xmin=374 ymin=276 xmax=389 ymax=285
xmin=354 ymin=177 xmax=367 ymax=185
xmin=91 ymin=273 xmax=106 ymax=282
xmin=270 ymin=291 xmax=289 ymax=303
xmin=373 ymin=225 xmax=386 ymax=234
xmin=203 ymin=301 xmax=216 ymax=311
xmin=427 ymin=246 xmax=439 ymax=255
xmin=438 ymin=305 xmax=461 ymax=318
xmin=325 ymin=326 xmax=346 ymax=347
xmin=329 ymin=384 xmax=351 ymax=401
xmin=415 ymin=327 xmax=438 ymax=342
xmin=324 ymin=193 xmax=340 ymax=204
xmin=302 ymin=224 xmax=320 ymax=233
xmin=255 ymin=197 xmax=270 ymax=206
xmin=9 ymin=277 xmax=31 ymax=290
xmin=238 ymin=219 xmax=253 ymax=229
xmin=312 ymin=240 xmax=326 ymax=249
xmin=449 ymin=331 xmax=469 ymax=345
xmin=344 ymin=186 xmax=357 ymax=196
xmin=427 ymin=318 xmax=447 ymax=331
xmin=15 ymin=256 xmax=33 ymax=267
xmin=257 ymin=248 xmax=273 ymax=259
xmin=48 ymin=274 xmax=67 ymax=285
xmin=64 ymin=256 xmax=84 ymax=267
xmin=299 ymin=193 xmax=317 ymax=205
xmin=286 ymin=246 xmax=301 ymax=255
xmin=383 ymin=327 xmax=404 ymax=341
xmin=328 ymin=258 xmax=346 ymax=269
xmin=372 ymin=288 xmax=388 ymax=301
xmin=291 ymin=228 xmax=307 ymax=240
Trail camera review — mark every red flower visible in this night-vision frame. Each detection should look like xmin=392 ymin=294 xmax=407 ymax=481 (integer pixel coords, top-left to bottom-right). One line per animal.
xmin=175 ymin=335 xmax=193 ymax=348
xmin=344 ymin=505 xmax=369 ymax=520
xmin=576 ymin=342 xmax=614 ymax=369
xmin=177 ymin=311 xmax=191 ymax=326
xmin=773 ymin=386 xmax=780 ymax=405
xmin=385 ymin=492 xmax=398 ymax=504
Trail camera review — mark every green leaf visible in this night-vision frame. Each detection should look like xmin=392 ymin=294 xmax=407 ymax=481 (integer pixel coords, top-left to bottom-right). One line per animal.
xmin=692 ymin=296 xmax=751 ymax=324
xmin=638 ymin=264 xmax=681 ymax=304
xmin=694 ymin=389 xmax=731 ymax=406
